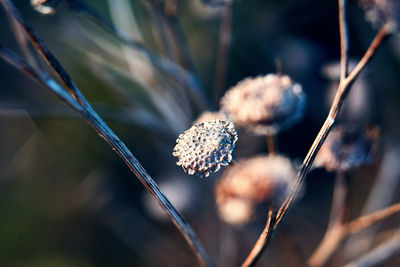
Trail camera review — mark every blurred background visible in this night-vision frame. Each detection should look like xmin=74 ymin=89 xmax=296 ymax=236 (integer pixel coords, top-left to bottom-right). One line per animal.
xmin=0 ymin=0 xmax=400 ymax=266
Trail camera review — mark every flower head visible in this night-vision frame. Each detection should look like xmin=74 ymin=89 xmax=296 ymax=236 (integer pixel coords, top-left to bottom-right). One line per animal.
xmin=173 ymin=119 xmax=238 ymax=178
xmin=315 ymin=125 xmax=380 ymax=171
xmin=220 ymin=74 xmax=306 ymax=135
xmin=215 ymin=155 xmax=297 ymax=225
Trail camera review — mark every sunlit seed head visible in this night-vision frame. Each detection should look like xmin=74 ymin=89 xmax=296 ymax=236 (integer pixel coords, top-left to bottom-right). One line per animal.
xmin=220 ymin=73 xmax=306 ymax=135
xmin=173 ymin=119 xmax=238 ymax=178
xmin=315 ymin=124 xmax=380 ymax=171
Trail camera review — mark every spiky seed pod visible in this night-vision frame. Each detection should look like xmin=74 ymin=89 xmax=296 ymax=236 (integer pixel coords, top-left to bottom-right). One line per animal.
xmin=360 ymin=0 xmax=400 ymax=30
xmin=215 ymin=155 xmax=297 ymax=225
xmin=220 ymin=74 xmax=306 ymax=135
xmin=173 ymin=119 xmax=238 ymax=178
xmin=193 ymin=111 xmax=229 ymax=125
xmin=315 ymin=125 xmax=380 ymax=172
xmin=31 ymin=0 xmax=62 ymax=15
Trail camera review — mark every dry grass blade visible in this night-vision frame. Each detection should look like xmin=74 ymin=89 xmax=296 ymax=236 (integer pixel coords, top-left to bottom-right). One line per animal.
xmin=0 ymin=1 xmax=214 ymax=265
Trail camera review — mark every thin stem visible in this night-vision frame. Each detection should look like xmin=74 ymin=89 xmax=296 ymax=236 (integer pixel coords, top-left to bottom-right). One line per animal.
xmin=347 ymin=202 xmax=400 ymax=234
xmin=339 ymin=0 xmax=349 ymax=82
xmin=0 ymin=1 xmax=214 ymax=265
xmin=214 ymin=3 xmax=233 ymax=100
xmin=241 ymin=208 xmax=275 ymax=267
xmin=266 ymin=134 xmax=276 ymax=155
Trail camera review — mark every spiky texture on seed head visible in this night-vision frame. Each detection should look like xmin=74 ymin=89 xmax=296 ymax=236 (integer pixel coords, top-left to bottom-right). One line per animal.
xmin=215 ymin=155 xmax=297 ymax=225
xmin=315 ymin=125 xmax=380 ymax=171
xmin=173 ymin=119 xmax=238 ymax=178
xmin=220 ymin=74 xmax=306 ymax=135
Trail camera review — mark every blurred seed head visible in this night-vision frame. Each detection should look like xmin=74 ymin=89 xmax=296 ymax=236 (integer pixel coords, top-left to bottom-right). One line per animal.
xmin=315 ymin=125 xmax=380 ymax=171
xmin=193 ymin=110 xmax=229 ymax=125
xmin=360 ymin=0 xmax=400 ymax=30
xmin=220 ymin=74 xmax=306 ymax=135
xmin=31 ymin=0 xmax=62 ymax=15
xmin=215 ymin=155 xmax=297 ymax=225
xmin=173 ymin=119 xmax=238 ymax=178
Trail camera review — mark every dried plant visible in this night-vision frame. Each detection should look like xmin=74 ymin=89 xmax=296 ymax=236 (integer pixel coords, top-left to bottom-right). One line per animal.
xmin=0 ymin=0 xmax=399 ymax=266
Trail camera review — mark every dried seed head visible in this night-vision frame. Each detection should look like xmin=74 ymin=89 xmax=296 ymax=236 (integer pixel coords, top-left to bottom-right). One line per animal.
xmin=215 ymin=155 xmax=297 ymax=225
xmin=31 ymin=0 xmax=62 ymax=15
xmin=173 ymin=119 xmax=238 ymax=178
xmin=360 ymin=0 xmax=400 ymax=30
xmin=315 ymin=125 xmax=380 ymax=171
xmin=193 ymin=111 xmax=229 ymax=125
xmin=220 ymin=74 xmax=306 ymax=135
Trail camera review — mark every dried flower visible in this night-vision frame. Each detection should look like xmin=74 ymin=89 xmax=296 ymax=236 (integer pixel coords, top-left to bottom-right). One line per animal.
xmin=215 ymin=155 xmax=297 ymax=225
xmin=360 ymin=0 xmax=400 ymax=30
xmin=173 ymin=119 xmax=238 ymax=178
xmin=315 ymin=125 xmax=380 ymax=171
xmin=220 ymin=74 xmax=306 ymax=135
xmin=193 ymin=111 xmax=229 ymax=125
xmin=31 ymin=0 xmax=61 ymax=15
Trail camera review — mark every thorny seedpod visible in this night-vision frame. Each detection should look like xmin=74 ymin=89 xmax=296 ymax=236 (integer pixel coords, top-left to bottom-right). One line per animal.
xmin=193 ymin=110 xmax=229 ymax=125
xmin=220 ymin=74 xmax=306 ymax=135
xmin=31 ymin=0 xmax=62 ymax=15
xmin=173 ymin=119 xmax=238 ymax=178
xmin=215 ymin=155 xmax=298 ymax=225
xmin=315 ymin=125 xmax=380 ymax=171
xmin=360 ymin=0 xmax=400 ymax=30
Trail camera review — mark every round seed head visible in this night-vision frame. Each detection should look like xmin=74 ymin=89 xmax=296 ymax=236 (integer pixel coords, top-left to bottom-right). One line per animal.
xmin=215 ymin=155 xmax=297 ymax=225
xmin=173 ymin=119 xmax=238 ymax=178
xmin=31 ymin=0 xmax=62 ymax=15
xmin=220 ymin=74 xmax=306 ymax=135
xmin=315 ymin=125 xmax=380 ymax=171
xmin=360 ymin=0 xmax=400 ymax=30
xmin=193 ymin=111 xmax=229 ymax=125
